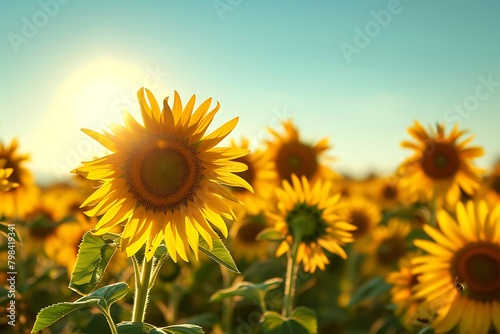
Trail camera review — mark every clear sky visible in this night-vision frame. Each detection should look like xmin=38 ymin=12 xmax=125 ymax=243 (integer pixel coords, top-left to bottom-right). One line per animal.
xmin=1 ymin=0 xmax=499 ymax=184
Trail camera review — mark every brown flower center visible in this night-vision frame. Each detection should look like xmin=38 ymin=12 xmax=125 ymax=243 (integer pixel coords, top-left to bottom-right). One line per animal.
xmin=376 ymin=237 xmax=407 ymax=266
xmin=232 ymin=156 xmax=255 ymax=194
xmin=350 ymin=210 xmax=370 ymax=238
xmin=491 ymin=175 xmax=500 ymax=196
xmin=237 ymin=214 xmax=266 ymax=244
xmin=125 ymin=136 xmax=203 ymax=212
xmin=454 ymin=243 xmax=500 ymax=301
xmin=421 ymin=142 xmax=460 ymax=180
xmin=382 ymin=184 xmax=398 ymax=200
xmin=276 ymin=141 xmax=318 ymax=182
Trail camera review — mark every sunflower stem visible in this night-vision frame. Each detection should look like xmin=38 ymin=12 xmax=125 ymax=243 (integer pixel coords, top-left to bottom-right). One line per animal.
xmin=102 ymin=309 xmax=118 ymax=334
xmin=132 ymin=254 xmax=154 ymax=322
xmin=220 ymin=264 xmax=234 ymax=333
xmin=282 ymin=233 xmax=301 ymax=318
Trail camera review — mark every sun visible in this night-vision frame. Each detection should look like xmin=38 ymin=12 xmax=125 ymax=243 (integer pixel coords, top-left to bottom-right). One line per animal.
xmin=26 ymin=58 xmax=164 ymax=180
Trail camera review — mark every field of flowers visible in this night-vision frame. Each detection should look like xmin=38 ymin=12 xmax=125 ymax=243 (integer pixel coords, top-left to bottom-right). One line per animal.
xmin=1 ymin=88 xmax=499 ymax=334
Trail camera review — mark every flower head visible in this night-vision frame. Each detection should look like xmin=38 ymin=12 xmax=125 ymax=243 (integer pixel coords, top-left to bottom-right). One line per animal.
xmin=75 ymin=88 xmax=252 ymax=262
xmin=270 ymin=174 xmax=354 ymax=273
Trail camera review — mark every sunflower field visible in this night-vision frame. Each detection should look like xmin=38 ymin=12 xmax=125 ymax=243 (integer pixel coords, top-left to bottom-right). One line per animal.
xmin=1 ymin=86 xmax=499 ymax=334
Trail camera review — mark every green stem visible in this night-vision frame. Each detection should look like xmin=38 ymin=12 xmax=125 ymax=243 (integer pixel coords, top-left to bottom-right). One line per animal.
xmin=103 ymin=309 xmax=118 ymax=334
xmin=220 ymin=264 xmax=233 ymax=333
xmin=149 ymin=254 xmax=170 ymax=290
xmin=132 ymin=255 xmax=154 ymax=322
xmin=282 ymin=235 xmax=301 ymax=317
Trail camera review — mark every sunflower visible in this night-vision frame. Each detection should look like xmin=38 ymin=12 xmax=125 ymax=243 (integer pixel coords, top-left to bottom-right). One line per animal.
xmin=229 ymin=209 xmax=272 ymax=261
xmin=74 ymin=88 xmax=252 ymax=262
xmin=0 ymin=159 xmax=18 ymax=192
xmin=228 ymin=137 xmax=276 ymax=214
xmin=44 ymin=212 xmax=95 ymax=274
xmin=367 ymin=175 xmax=406 ymax=211
xmin=338 ymin=196 xmax=382 ymax=251
xmin=412 ymin=201 xmax=500 ymax=333
xmin=362 ymin=219 xmax=411 ymax=277
xmin=480 ymin=162 xmax=500 ymax=208
xmin=265 ymin=119 xmax=336 ymax=184
xmin=398 ymin=121 xmax=484 ymax=207
xmin=0 ymin=138 xmax=39 ymax=219
xmin=270 ymin=174 xmax=355 ymax=273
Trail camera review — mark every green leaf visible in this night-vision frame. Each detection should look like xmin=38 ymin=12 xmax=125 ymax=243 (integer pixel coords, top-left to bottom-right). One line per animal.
xmin=161 ymin=324 xmax=204 ymax=334
xmin=257 ymin=228 xmax=285 ymax=241
xmin=261 ymin=311 xmax=308 ymax=334
xmin=210 ymin=277 xmax=283 ymax=309
xmin=69 ymin=231 xmax=121 ymax=295
xmin=117 ymin=322 xmax=165 ymax=334
xmin=32 ymin=282 xmax=128 ymax=332
xmin=290 ymin=307 xmax=317 ymax=333
xmin=0 ymin=222 xmax=20 ymax=242
xmin=348 ymin=276 xmax=391 ymax=307
xmin=199 ymin=238 xmax=239 ymax=273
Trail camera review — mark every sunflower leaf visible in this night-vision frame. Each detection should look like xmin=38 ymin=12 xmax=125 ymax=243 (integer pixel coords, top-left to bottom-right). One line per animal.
xmin=261 ymin=311 xmax=309 ymax=334
xmin=116 ymin=322 xmax=165 ymax=334
xmin=32 ymin=282 xmax=128 ymax=332
xmin=160 ymin=324 xmax=205 ymax=334
xmin=69 ymin=231 xmax=121 ymax=295
xmin=199 ymin=238 xmax=240 ymax=273
xmin=210 ymin=278 xmax=283 ymax=310
xmin=257 ymin=228 xmax=285 ymax=241
xmin=290 ymin=307 xmax=317 ymax=334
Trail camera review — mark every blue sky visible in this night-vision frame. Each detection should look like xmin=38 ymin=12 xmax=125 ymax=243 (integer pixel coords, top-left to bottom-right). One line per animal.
xmin=1 ymin=0 xmax=499 ymax=184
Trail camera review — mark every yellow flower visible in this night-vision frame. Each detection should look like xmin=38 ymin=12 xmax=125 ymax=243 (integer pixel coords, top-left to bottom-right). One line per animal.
xmin=366 ymin=175 xmax=406 ymax=211
xmin=228 ymin=137 xmax=276 ymax=214
xmin=0 ymin=159 xmax=18 ymax=192
xmin=270 ymin=174 xmax=354 ymax=273
xmin=74 ymin=88 xmax=252 ymax=262
xmin=362 ymin=219 xmax=411 ymax=277
xmin=338 ymin=196 xmax=381 ymax=251
xmin=412 ymin=201 xmax=500 ymax=333
xmin=0 ymin=138 xmax=39 ymax=219
xmin=398 ymin=121 xmax=484 ymax=207
xmin=229 ymin=210 xmax=272 ymax=261
xmin=479 ymin=162 xmax=500 ymax=208
xmin=265 ymin=119 xmax=336 ymax=184
xmin=44 ymin=212 xmax=95 ymax=275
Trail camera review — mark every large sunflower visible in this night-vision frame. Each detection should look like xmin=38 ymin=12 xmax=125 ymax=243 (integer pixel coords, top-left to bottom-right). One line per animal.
xmin=398 ymin=121 xmax=483 ymax=207
xmin=412 ymin=201 xmax=500 ymax=333
xmin=265 ymin=119 xmax=336 ymax=184
xmin=228 ymin=137 xmax=276 ymax=214
xmin=0 ymin=138 xmax=39 ymax=219
xmin=270 ymin=174 xmax=355 ymax=273
xmin=75 ymin=88 xmax=252 ymax=262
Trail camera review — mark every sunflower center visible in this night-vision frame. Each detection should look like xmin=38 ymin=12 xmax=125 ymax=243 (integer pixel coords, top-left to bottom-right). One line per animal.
xmin=350 ymin=210 xmax=370 ymax=238
xmin=232 ymin=156 xmax=255 ymax=193
xmin=491 ymin=176 xmax=500 ymax=196
xmin=454 ymin=243 xmax=500 ymax=301
xmin=276 ymin=141 xmax=318 ymax=182
xmin=126 ymin=137 xmax=202 ymax=212
xmin=286 ymin=203 xmax=326 ymax=243
xmin=382 ymin=184 xmax=398 ymax=200
xmin=376 ymin=237 xmax=407 ymax=266
xmin=421 ymin=143 xmax=460 ymax=179
xmin=238 ymin=214 xmax=266 ymax=244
